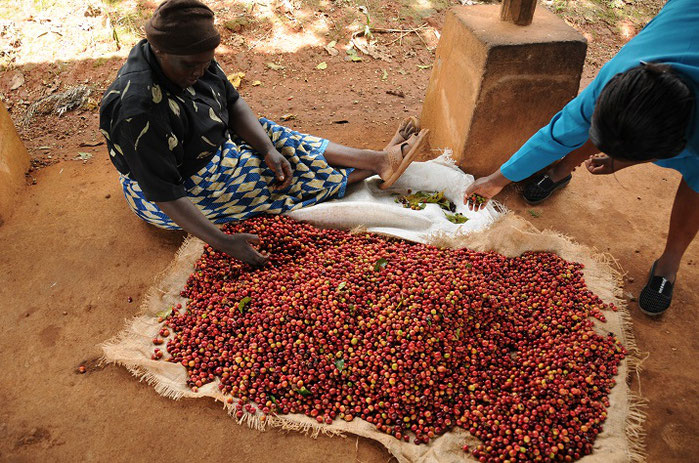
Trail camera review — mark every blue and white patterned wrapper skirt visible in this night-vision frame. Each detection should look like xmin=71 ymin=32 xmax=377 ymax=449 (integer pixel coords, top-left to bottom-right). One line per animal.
xmin=119 ymin=118 xmax=353 ymax=230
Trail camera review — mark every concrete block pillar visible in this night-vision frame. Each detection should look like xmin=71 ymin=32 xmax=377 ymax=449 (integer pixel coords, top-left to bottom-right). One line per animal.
xmin=0 ymin=102 xmax=30 ymax=225
xmin=420 ymin=4 xmax=587 ymax=178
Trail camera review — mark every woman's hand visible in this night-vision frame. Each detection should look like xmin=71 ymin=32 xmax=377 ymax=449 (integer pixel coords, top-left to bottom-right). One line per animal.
xmin=585 ymin=154 xmax=615 ymax=175
xmin=213 ymin=233 xmax=268 ymax=267
xmin=155 ymin=197 xmax=267 ymax=267
xmin=264 ymin=149 xmax=293 ymax=190
xmin=463 ymin=170 xmax=511 ymax=210
xmin=226 ymin=97 xmax=294 ymax=190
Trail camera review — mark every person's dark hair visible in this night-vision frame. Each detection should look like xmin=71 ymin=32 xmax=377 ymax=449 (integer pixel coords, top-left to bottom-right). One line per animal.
xmin=589 ymin=62 xmax=695 ymax=161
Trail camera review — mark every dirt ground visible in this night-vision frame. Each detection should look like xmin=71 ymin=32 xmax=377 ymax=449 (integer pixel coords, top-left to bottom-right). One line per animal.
xmin=1 ymin=1 xmax=697 ymax=462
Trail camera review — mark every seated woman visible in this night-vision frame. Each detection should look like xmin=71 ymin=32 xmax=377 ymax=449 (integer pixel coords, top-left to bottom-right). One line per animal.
xmin=100 ymin=0 xmax=427 ymax=267
xmin=464 ymin=0 xmax=698 ymax=316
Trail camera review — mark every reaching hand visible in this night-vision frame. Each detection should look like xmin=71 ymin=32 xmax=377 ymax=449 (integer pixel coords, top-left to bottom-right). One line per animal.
xmin=463 ymin=171 xmax=510 ymax=210
xmin=585 ymin=154 xmax=615 ymax=175
xmin=264 ymin=149 xmax=293 ymax=190
xmin=217 ymin=233 xmax=268 ymax=267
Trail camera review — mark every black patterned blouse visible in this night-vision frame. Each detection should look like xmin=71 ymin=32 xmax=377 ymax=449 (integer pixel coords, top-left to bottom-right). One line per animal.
xmin=99 ymin=39 xmax=240 ymax=201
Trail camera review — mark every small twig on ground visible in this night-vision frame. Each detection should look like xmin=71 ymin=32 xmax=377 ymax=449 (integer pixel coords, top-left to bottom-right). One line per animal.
xmin=387 ymin=30 xmax=412 ymax=46
xmin=36 ymin=30 xmax=63 ymax=38
xmin=363 ymin=24 xmax=433 ymax=50
xmin=369 ymin=23 xmax=429 ymax=34
xmin=248 ymin=29 xmax=272 ymax=51
xmin=412 ymin=28 xmax=432 ymax=51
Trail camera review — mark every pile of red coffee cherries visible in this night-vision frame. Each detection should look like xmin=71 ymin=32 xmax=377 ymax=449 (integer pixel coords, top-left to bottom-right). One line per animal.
xmin=159 ymin=215 xmax=625 ymax=462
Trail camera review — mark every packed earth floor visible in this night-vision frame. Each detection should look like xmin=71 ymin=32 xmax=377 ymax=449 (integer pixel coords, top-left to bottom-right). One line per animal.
xmin=0 ymin=0 xmax=697 ymax=462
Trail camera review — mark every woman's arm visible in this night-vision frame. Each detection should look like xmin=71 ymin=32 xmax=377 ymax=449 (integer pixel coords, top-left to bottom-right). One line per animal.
xmin=227 ymin=97 xmax=293 ymax=189
xmin=500 ymin=84 xmax=598 ymax=182
xmin=228 ymin=97 xmax=276 ymax=155
xmin=464 ymin=139 xmax=600 ymax=208
xmin=155 ymin=197 xmax=267 ymax=266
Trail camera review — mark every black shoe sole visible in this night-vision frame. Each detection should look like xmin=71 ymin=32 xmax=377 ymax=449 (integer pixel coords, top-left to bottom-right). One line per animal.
xmin=638 ymin=306 xmax=666 ymax=317
xmin=523 ymin=175 xmax=572 ymax=205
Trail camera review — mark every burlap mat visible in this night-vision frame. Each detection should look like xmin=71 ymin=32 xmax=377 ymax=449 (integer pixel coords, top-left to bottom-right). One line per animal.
xmin=102 ymin=213 xmax=646 ymax=462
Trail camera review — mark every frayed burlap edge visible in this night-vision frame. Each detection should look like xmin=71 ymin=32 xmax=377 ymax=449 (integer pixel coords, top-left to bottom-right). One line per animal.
xmin=101 ymin=213 xmax=646 ymax=463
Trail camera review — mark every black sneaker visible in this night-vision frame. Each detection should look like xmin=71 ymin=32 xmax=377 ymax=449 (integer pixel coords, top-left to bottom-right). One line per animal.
xmin=522 ymin=173 xmax=572 ymax=205
xmin=638 ymin=260 xmax=674 ymax=316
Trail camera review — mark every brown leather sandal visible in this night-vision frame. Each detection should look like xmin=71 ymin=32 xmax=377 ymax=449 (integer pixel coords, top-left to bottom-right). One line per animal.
xmin=379 ymin=129 xmax=429 ymax=190
xmin=384 ymin=116 xmax=421 ymax=151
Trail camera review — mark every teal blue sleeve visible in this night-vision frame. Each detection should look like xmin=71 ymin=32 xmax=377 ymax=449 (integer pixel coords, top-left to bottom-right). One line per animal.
xmin=500 ymin=83 xmax=598 ymax=182
xmin=654 ymin=152 xmax=699 ymax=192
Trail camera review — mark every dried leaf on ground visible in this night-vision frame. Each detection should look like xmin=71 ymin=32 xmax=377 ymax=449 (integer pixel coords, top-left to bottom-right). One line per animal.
xmin=266 ymin=62 xmax=285 ymax=71
xmin=345 ymin=47 xmax=363 ymax=62
xmin=324 ymin=40 xmax=339 ymax=56
xmin=280 ymin=113 xmax=296 ymax=121
xmin=83 ymin=97 xmax=98 ymax=111
xmin=74 ymin=152 xmax=92 ymax=163
xmin=227 ymin=72 xmax=245 ymax=89
xmin=223 ymin=17 xmax=249 ymax=33
xmin=10 ymin=72 xmax=25 ymax=90
xmin=350 ymin=36 xmax=392 ymax=62
xmin=251 ymin=80 xmax=262 ymax=87
xmin=316 ymin=62 xmax=327 ymax=70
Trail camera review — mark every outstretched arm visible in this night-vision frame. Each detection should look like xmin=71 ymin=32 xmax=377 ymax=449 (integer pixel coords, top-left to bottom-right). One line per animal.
xmin=464 ymin=139 xmax=601 ymax=209
xmin=155 ymin=197 xmax=267 ymax=267
xmin=500 ymin=84 xmax=598 ymax=182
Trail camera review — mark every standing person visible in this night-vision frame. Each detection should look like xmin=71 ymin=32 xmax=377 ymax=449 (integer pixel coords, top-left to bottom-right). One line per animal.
xmin=100 ymin=0 xmax=427 ymax=267
xmin=464 ymin=0 xmax=698 ymax=316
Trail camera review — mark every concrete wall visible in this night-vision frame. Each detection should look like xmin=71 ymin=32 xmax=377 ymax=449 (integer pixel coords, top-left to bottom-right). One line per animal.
xmin=421 ymin=5 xmax=587 ymax=178
xmin=0 ymin=102 xmax=30 ymax=225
